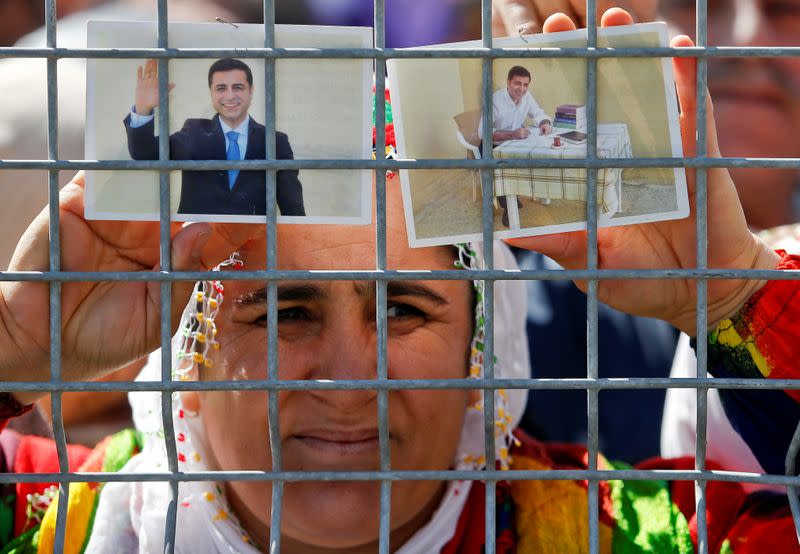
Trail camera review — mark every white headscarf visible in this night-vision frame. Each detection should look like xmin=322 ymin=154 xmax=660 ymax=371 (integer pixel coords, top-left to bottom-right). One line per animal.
xmin=85 ymin=241 xmax=530 ymax=554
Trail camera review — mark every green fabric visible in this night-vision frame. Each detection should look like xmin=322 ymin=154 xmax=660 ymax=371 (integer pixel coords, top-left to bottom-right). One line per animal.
xmin=102 ymin=429 xmax=141 ymax=473
xmin=0 ymin=526 xmax=39 ymax=554
xmin=0 ymin=494 xmax=14 ymax=546
xmin=608 ymin=460 xmax=694 ymax=553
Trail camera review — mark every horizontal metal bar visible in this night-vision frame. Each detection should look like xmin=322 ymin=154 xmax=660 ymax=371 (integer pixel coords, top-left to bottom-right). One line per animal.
xmin=3 ymin=377 xmax=799 ymax=393
xmin=0 ymin=468 xmax=797 ymax=486
xmin=3 ymin=46 xmax=800 ymax=60
xmin=0 ymin=268 xmax=797 ymax=283
xmin=3 ymin=157 xmax=800 ymax=170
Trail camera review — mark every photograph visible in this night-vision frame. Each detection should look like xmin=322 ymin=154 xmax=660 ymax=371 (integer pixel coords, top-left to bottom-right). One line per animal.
xmin=387 ymin=22 xmax=689 ymax=247
xmin=85 ymin=21 xmax=373 ymax=224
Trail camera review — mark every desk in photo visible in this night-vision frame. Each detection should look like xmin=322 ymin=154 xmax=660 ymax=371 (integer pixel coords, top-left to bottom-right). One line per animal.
xmin=493 ymin=123 xmax=633 ymax=229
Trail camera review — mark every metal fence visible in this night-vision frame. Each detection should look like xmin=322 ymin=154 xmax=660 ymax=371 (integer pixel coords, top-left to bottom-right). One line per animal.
xmin=0 ymin=0 xmax=799 ymax=552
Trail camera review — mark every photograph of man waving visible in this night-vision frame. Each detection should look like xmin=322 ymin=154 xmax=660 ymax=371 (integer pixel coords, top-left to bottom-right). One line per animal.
xmin=123 ymin=57 xmax=306 ymax=217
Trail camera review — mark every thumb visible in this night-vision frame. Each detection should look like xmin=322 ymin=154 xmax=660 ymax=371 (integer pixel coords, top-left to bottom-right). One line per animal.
xmin=169 ymin=222 xmax=212 ymax=326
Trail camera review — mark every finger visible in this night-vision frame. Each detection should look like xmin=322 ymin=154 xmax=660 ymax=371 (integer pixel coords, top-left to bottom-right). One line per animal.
xmin=493 ymin=0 xmax=543 ymax=36
xmin=169 ymin=223 xmax=213 ymax=322
xmin=542 ymin=12 xmax=578 ymax=33
xmin=168 ymin=83 xmax=176 ymax=93
xmin=137 ymin=65 xmax=143 ymax=82
xmin=200 ymin=223 xmax=265 ymax=270
xmin=506 ymin=230 xmax=588 ymax=269
xmin=599 ymin=7 xmax=634 ymax=27
xmin=567 ymin=0 xmax=616 ymax=27
xmin=532 ymin=0 xmax=575 ymax=29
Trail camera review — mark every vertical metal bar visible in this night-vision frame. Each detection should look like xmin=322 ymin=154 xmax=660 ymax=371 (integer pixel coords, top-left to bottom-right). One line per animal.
xmin=785 ymin=420 xmax=800 ymax=541
xmin=154 ymin=1 xmax=179 ymax=552
xmin=479 ymin=1 xmax=496 ymax=551
xmin=694 ymin=1 xmax=710 ymax=553
xmin=584 ymin=1 xmax=600 ymax=553
xmin=263 ymin=2 xmax=283 ymax=551
xmin=45 ymin=1 xmax=70 ymax=552
xmin=373 ymin=1 xmax=391 ymax=553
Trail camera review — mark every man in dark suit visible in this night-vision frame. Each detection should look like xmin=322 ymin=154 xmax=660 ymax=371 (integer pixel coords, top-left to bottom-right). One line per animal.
xmin=123 ymin=57 xmax=305 ymax=216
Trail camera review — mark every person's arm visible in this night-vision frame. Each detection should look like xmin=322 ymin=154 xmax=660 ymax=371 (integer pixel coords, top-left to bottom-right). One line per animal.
xmin=526 ymin=95 xmax=551 ymax=134
xmin=123 ymin=59 xmax=176 ymax=159
xmin=492 ymin=128 xmax=530 ymax=142
xmin=699 ymin=252 xmax=800 ymax=475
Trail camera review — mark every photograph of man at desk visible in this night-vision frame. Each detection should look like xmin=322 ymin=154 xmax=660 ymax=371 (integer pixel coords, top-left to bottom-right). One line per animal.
xmin=389 ymin=22 xmax=689 ymax=247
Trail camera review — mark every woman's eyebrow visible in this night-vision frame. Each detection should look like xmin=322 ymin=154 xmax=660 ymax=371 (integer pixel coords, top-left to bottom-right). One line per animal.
xmin=235 ymin=284 xmax=328 ymax=306
xmin=385 ymin=281 xmax=448 ymax=305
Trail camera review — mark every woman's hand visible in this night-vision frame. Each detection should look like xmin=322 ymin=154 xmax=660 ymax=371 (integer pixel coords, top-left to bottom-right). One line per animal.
xmin=0 ymin=172 xmax=260 ymax=404
xmin=507 ymin=8 xmax=780 ymax=335
xmin=491 ymin=0 xmax=656 ymax=37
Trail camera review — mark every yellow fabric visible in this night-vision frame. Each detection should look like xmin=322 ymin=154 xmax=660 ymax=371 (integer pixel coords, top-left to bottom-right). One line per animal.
xmin=510 ymin=455 xmax=613 ymax=554
xmin=715 ymin=319 xmax=771 ymax=377
xmin=36 ymin=482 xmax=96 ymax=554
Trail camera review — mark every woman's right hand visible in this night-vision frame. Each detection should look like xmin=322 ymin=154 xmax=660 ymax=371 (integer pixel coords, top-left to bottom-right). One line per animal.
xmin=0 ymin=172 xmax=259 ymax=404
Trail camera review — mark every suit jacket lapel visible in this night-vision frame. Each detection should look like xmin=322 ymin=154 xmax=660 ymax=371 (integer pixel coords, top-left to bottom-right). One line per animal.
xmin=210 ymin=114 xmax=227 ymax=161
xmin=244 ymin=116 xmax=266 ymax=161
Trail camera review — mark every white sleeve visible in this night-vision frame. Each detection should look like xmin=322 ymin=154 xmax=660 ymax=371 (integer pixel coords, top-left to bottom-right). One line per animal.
xmin=128 ymin=106 xmax=154 ymax=129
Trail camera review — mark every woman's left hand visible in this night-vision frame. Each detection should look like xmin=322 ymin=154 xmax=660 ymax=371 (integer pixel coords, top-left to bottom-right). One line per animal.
xmin=507 ymin=8 xmax=780 ymax=335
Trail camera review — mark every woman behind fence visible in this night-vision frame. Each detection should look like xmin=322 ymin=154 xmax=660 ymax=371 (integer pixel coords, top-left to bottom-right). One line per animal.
xmin=0 ymin=8 xmax=798 ymax=553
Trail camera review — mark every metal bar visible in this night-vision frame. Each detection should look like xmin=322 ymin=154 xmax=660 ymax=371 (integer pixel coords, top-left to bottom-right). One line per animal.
xmin=6 ymin=156 xmax=800 ymax=170
xmin=479 ymin=1 xmax=497 ymax=551
xmin=3 ymin=376 xmax=800 ymax=393
xmin=584 ymin=2 xmax=600 ymax=552
xmin=1 ymin=268 xmax=798 ymax=283
xmin=0 ymin=468 xmax=796 ymax=485
xmin=786 ymin=420 xmax=800 ymax=542
xmin=261 ymin=2 xmax=284 ymax=552
xmin=153 ymin=1 xmax=179 ymax=552
xmin=44 ymin=0 xmax=71 ymax=551
xmin=694 ymin=1 xmax=710 ymax=552
xmin=5 ymin=45 xmax=800 ymax=60
xmin=373 ymin=1 xmax=392 ymax=552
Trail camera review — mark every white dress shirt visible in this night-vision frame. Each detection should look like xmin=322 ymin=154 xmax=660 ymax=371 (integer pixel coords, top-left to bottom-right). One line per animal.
xmin=479 ymin=88 xmax=550 ymax=137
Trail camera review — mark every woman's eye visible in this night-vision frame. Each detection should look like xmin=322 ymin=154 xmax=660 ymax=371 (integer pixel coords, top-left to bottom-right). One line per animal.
xmin=386 ymin=303 xmax=425 ymax=319
xmin=278 ymin=306 xmax=311 ymax=322
xmin=255 ymin=306 xmax=311 ymax=326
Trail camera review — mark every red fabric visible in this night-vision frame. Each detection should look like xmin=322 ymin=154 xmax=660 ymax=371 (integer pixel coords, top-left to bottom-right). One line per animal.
xmin=12 ymin=435 xmax=91 ymax=536
xmin=741 ymin=250 xmax=800 ymax=401
xmin=441 ymin=480 xmax=485 ymax=554
xmin=636 ymin=456 xmax=747 ymax=554
xmin=372 ymin=122 xmax=396 ymax=148
xmin=724 ymin=494 xmax=800 ymax=554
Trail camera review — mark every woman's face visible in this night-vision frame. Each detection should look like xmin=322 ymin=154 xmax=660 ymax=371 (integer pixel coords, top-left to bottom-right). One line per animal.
xmin=194 ymin=194 xmax=475 ymax=550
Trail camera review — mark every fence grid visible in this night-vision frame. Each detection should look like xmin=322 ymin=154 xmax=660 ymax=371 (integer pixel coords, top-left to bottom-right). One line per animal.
xmin=0 ymin=0 xmax=799 ymax=552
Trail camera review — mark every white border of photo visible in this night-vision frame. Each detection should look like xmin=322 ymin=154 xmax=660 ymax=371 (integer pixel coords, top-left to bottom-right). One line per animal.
xmin=85 ymin=21 xmax=373 ymax=224
xmin=388 ymin=22 xmax=689 ymax=247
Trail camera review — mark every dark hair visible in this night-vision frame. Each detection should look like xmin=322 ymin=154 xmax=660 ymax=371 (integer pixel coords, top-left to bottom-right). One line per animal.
xmin=207 ymin=58 xmax=253 ymax=88
xmin=507 ymin=65 xmax=531 ymax=82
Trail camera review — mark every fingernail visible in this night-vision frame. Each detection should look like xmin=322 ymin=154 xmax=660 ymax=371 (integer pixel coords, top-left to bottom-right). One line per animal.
xmin=191 ymin=230 xmax=212 ymax=262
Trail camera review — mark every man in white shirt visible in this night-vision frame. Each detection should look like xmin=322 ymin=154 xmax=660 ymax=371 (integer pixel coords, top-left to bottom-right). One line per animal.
xmin=482 ymin=65 xmax=553 ymax=226
xmin=490 ymin=65 xmax=552 ymax=144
